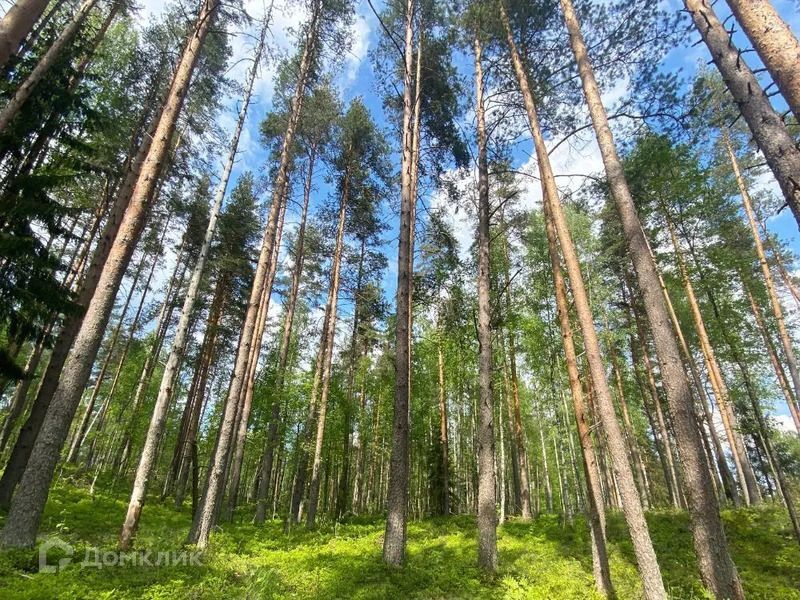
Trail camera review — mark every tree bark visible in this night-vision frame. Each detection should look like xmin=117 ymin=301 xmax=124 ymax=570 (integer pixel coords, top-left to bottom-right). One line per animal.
xmin=254 ymin=149 xmax=315 ymax=524
xmin=684 ymin=0 xmax=800 ymax=227
xmin=502 ymin=3 xmax=664 ymax=595
xmin=0 ymin=0 xmax=50 ymax=69
xmin=306 ymin=174 xmax=348 ymax=527
xmin=725 ymin=0 xmax=800 ymax=121
xmin=188 ymin=2 xmax=319 ymax=550
xmin=473 ymin=33 xmax=497 ymax=571
xmin=382 ymin=0 xmax=415 ymax=568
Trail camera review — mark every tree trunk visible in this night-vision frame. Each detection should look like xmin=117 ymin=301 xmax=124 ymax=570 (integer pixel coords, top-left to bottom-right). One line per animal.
xmin=0 ymin=0 xmax=50 ymax=69
xmin=684 ymin=0 xmax=800 ymax=227
xmin=0 ymin=0 xmax=101 ymax=135
xmin=746 ymin=286 xmax=800 ymax=433
xmin=306 ymin=174 xmax=348 ymax=528
xmin=630 ymin=303 xmax=682 ymax=509
xmin=188 ymin=2 xmax=319 ymax=550
xmin=664 ymin=214 xmax=761 ymax=506
xmin=473 ymin=33 xmax=497 ymax=571
xmin=254 ymin=148 xmax=315 ymax=524
xmin=726 ymin=0 xmax=800 ymax=121
xmin=436 ymin=316 xmax=450 ymax=516
xmin=0 ymin=0 xmax=219 ymax=549
xmin=119 ymin=21 xmax=266 ymax=546
xmin=545 ymin=201 xmax=613 ymax=596
xmin=502 ymin=2 xmax=665 ymax=595
xmin=382 ymin=0 xmax=415 ymax=568
xmin=727 ymin=135 xmax=800 ymax=431
xmin=500 ymin=221 xmax=532 ymax=519
xmin=557 ymin=0 xmax=744 ymax=593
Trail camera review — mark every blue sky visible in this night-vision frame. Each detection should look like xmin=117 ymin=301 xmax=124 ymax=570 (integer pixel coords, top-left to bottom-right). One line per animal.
xmin=134 ymin=0 xmax=800 ymax=425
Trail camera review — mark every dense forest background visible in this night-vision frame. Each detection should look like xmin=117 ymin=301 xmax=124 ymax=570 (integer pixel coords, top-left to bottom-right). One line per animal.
xmin=0 ymin=0 xmax=799 ymax=597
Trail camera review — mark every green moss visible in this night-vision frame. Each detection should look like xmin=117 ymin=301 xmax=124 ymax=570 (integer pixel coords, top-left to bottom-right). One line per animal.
xmin=0 ymin=483 xmax=798 ymax=599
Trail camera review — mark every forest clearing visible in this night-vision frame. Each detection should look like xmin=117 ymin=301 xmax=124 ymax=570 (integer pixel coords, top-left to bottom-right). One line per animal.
xmin=0 ymin=0 xmax=799 ymax=597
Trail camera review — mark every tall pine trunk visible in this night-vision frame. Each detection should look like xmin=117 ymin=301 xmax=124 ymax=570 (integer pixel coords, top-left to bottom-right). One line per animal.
xmin=188 ymin=2 xmax=321 ymax=550
xmin=664 ymin=213 xmax=761 ymax=506
xmin=545 ymin=202 xmax=613 ymax=596
xmin=684 ymin=0 xmax=800 ymax=228
xmin=558 ymin=0 xmax=743 ymax=593
xmin=382 ymin=0 xmax=415 ymax=567
xmin=0 ymin=0 xmax=50 ymax=69
xmin=472 ymin=33 xmax=497 ymax=571
xmin=254 ymin=148 xmax=315 ymax=524
xmin=727 ymin=135 xmax=800 ymax=430
xmin=0 ymin=0 xmax=102 ymax=135
xmin=501 ymin=3 xmax=665 ymax=595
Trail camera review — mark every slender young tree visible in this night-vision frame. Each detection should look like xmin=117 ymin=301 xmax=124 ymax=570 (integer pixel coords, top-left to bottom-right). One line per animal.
xmin=726 ymin=133 xmax=800 ymax=430
xmin=557 ymin=0 xmax=744 ymax=594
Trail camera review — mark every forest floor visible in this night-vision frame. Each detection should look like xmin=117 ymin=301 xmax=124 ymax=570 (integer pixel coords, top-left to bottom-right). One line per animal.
xmin=0 ymin=479 xmax=798 ymax=599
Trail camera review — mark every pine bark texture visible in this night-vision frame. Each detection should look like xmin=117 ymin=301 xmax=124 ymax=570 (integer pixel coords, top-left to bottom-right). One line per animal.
xmin=0 ymin=0 xmax=101 ymax=135
xmin=0 ymin=0 xmax=219 ymax=549
xmin=0 ymin=0 xmax=50 ymax=69
xmin=473 ymin=33 xmax=498 ymax=572
xmin=382 ymin=0 xmax=415 ymax=567
xmin=118 ymin=23 xmax=265 ymax=549
xmin=726 ymin=0 xmax=800 ymax=121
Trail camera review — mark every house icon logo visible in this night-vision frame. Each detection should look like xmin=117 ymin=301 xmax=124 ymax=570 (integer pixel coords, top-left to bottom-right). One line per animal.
xmin=38 ymin=538 xmax=73 ymax=573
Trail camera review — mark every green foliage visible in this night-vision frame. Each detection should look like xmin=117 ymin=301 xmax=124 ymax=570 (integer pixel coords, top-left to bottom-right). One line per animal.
xmin=1 ymin=483 xmax=799 ymax=598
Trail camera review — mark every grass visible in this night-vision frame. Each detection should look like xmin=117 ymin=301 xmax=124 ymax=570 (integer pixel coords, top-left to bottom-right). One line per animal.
xmin=0 ymin=481 xmax=798 ymax=599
